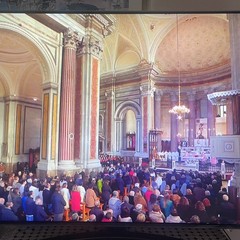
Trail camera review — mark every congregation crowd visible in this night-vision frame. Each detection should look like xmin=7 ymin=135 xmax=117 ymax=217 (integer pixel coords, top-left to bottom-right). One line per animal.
xmin=0 ymin=160 xmax=237 ymax=224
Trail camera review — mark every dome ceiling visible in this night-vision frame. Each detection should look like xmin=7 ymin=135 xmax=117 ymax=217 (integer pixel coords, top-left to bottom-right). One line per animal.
xmin=155 ymin=15 xmax=230 ymax=74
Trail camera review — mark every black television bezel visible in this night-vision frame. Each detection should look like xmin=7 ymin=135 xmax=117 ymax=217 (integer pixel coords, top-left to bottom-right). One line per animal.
xmin=1 ymin=0 xmax=240 ymax=239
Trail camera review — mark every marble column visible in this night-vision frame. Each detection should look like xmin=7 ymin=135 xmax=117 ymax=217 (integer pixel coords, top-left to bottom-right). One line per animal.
xmin=207 ymin=99 xmax=216 ymax=138
xmin=154 ymin=89 xmax=162 ymax=152
xmin=58 ymin=29 xmax=80 ymax=170
xmin=105 ymin=88 xmax=115 ymax=154
xmin=188 ymin=93 xmax=196 ymax=147
xmin=229 ymin=14 xmax=240 ymax=90
xmin=140 ymin=80 xmax=155 ymax=157
xmin=75 ymin=34 xmax=103 ymax=169
xmin=38 ymin=83 xmax=59 ymax=177
xmin=170 ymin=93 xmax=178 ymax=152
xmin=232 ymin=95 xmax=240 ymax=135
xmin=226 ymin=99 xmax=233 ymax=134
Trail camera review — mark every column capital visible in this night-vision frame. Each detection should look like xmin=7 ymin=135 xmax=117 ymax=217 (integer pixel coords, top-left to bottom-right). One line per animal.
xmin=77 ymin=35 xmax=103 ymax=59
xmin=63 ymin=28 xmax=82 ymax=50
xmin=140 ymin=80 xmax=156 ymax=97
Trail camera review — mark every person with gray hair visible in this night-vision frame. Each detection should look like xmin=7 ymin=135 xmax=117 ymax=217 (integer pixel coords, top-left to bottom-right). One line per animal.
xmin=120 ymin=195 xmax=133 ymax=214
xmin=108 ymin=190 xmax=121 ymax=220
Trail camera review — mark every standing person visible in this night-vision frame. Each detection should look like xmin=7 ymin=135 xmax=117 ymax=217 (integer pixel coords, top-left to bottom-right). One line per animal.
xmin=43 ymin=182 xmax=52 ymax=214
xmin=34 ymin=197 xmax=50 ymax=221
xmin=70 ymin=184 xmax=81 ymax=213
xmin=159 ymin=192 xmax=174 ymax=218
xmin=85 ymin=183 xmax=98 ymax=208
xmin=101 ymin=179 xmax=112 ymax=210
xmin=1 ymin=201 xmax=19 ymax=221
xmin=149 ymin=204 xmax=165 ymax=223
xmin=25 ymin=191 xmax=35 ymax=221
xmin=60 ymin=183 xmax=70 ymax=211
xmin=51 ymin=185 xmax=66 ymax=221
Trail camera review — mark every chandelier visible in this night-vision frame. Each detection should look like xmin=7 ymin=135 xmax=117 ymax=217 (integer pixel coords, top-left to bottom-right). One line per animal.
xmin=169 ymin=15 xmax=190 ymax=120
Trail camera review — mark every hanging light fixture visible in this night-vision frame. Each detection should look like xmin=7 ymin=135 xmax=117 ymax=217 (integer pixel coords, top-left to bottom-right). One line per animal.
xmin=169 ymin=15 xmax=190 ymax=120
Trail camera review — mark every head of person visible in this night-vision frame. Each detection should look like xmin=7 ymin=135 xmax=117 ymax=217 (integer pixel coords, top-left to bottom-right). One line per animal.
xmin=152 ymin=204 xmax=161 ymax=213
xmin=149 ymin=193 xmax=157 ymax=204
xmin=195 ymin=201 xmax=206 ymax=211
xmin=179 ymin=196 xmax=189 ymax=206
xmin=136 ymin=213 xmax=146 ymax=222
xmin=88 ymin=214 xmax=96 ymax=222
xmin=190 ymin=215 xmax=200 ymax=224
xmin=170 ymin=208 xmax=178 ymax=217
xmin=121 ymin=206 xmax=130 ymax=218
xmin=112 ymin=190 xmax=119 ymax=198
xmin=123 ymin=195 xmax=129 ymax=203
xmin=35 ymin=196 xmax=43 ymax=206
xmin=71 ymin=213 xmax=80 ymax=221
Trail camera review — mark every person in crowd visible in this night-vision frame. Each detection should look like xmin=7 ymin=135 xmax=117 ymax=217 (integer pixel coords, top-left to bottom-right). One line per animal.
xmin=60 ymin=182 xmax=70 ymax=211
xmin=1 ymin=201 xmax=18 ymax=221
xmin=70 ymin=184 xmax=81 ymax=213
xmin=159 ymin=192 xmax=174 ymax=218
xmin=135 ymin=212 xmax=146 ymax=222
xmin=76 ymin=177 xmax=86 ymax=203
xmin=130 ymin=203 xmax=146 ymax=222
xmin=194 ymin=200 xmax=209 ymax=223
xmin=144 ymin=186 xmax=154 ymax=203
xmin=165 ymin=208 xmax=184 ymax=223
xmin=176 ymin=196 xmax=193 ymax=223
xmin=101 ymin=179 xmax=112 ymax=210
xmin=102 ymin=211 xmax=113 ymax=222
xmin=193 ymin=181 xmax=205 ymax=203
xmin=128 ymin=190 xmax=135 ymax=205
xmin=71 ymin=212 xmax=80 ymax=222
xmin=51 ymin=185 xmax=66 ymax=221
xmin=28 ymin=178 xmax=39 ymax=201
xmin=0 ymin=198 xmax=6 ymax=220
xmin=34 ymin=196 xmax=51 ymax=221
xmin=189 ymin=215 xmax=201 ymax=224
xmin=10 ymin=188 xmax=23 ymax=219
xmin=25 ymin=191 xmax=35 ymax=221
xmin=121 ymin=195 xmax=133 ymax=214
xmin=88 ymin=214 xmax=97 ymax=222
xmin=90 ymin=199 xmax=104 ymax=222
xmin=149 ymin=204 xmax=165 ymax=223
xmin=134 ymin=189 xmax=148 ymax=213
xmin=147 ymin=193 xmax=159 ymax=213
xmin=108 ymin=190 xmax=121 ymax=220
xmin=218 ymin=194 xmax=236 ymax=224
xmin=43 ymin=182 xmax=52 ymax=215
xmin=118 ymin=205 xmax=132 ymax=222
xmin=85 ymin=183 xmax=98 ymax=209
xmin=19 ymin=179 xmax=27 ymax=197
xmin=115 ymin=173 xmax=125 ymax=196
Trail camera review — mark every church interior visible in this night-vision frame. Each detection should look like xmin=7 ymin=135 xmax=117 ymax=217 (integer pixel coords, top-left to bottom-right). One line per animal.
xmin=0 ymin=13 xmax=240 ymax=187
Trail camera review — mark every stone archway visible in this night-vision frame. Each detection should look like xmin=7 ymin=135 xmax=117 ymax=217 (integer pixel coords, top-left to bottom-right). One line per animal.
xmin=0 ymin=15 xmax=61 ymax=174
xmin=114 ymin=100 xmax=141 ymax=155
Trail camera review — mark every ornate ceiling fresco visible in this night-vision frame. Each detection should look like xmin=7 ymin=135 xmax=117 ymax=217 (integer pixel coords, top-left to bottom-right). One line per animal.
xmin=0 ymin=13 xmax=230 ymax=100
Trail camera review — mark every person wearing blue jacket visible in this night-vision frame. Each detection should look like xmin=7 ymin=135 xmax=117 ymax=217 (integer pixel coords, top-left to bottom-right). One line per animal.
xmin=51 ymin=185 xmax=66 ymax=221
xmin=25 ymin=191 xmax=35 ymax=221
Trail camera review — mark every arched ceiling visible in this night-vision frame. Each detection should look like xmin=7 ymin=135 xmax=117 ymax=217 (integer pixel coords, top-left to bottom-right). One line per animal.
xmin=0 ymin=30 xmax=42 ymax=100
xmin=156 ymin=15 xmax=230 ymax=74
xmin=102 ymin=14 xmax=230 ymax=79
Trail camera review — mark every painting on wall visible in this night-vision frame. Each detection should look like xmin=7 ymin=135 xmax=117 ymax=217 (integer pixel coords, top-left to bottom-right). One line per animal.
xmin=23 ymin=107 xmax=41 ymax=154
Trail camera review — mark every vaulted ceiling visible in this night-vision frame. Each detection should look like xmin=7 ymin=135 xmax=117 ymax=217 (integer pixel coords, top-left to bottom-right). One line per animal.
xmin=0 ymin=13 xmax=230 ymax=100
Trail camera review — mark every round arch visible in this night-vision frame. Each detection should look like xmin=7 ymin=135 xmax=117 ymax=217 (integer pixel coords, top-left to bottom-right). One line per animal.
xmin=0 ymin=21 xmax=57 ymax=85
xmin=115 ymin=100 xmax=141 ymax=120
